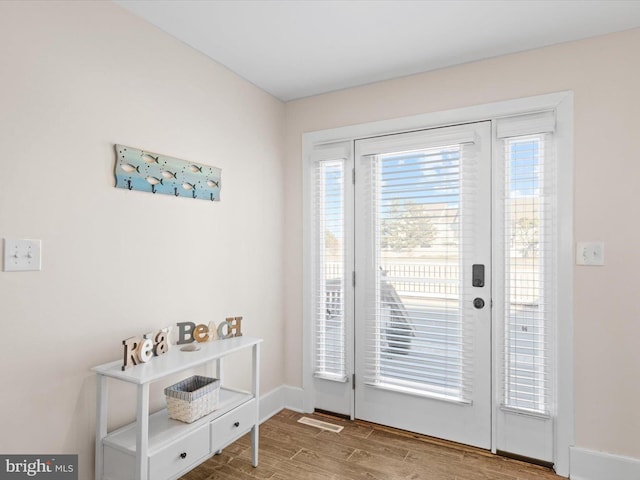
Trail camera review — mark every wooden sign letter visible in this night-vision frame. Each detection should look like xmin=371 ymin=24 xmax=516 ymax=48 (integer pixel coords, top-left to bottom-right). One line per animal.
xmin=227 ymin=316 xmax=243 ymax=337
xmin=217 ymin=320 xmax=232 ymax=339
xmin=194 ymin=324 xmax=210 ymax=343
xmin=208 ymin=321 xmax=219 ymax=341
xmin=153 ymin=330 xmax=169 ymax=355
xmin=137 ymin=338 xmax=154 ymax=363
xmin=122 ymin=337 xmax=139 ymax=370
xmin=176 ymin=321 xmax=196 ymax=344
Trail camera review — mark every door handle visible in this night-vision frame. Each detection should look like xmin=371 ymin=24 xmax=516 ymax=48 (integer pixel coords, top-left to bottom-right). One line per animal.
xmin=473 ymin=298 xmax=485 ymax=309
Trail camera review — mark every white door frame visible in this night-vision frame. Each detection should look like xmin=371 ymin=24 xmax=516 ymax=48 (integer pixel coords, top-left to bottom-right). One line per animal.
xmin=302 ymin=91 xmax=573 ymax=476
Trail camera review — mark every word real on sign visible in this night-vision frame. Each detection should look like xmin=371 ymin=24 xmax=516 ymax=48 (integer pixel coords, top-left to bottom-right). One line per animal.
xmin=122 ymin=328 xmax=170 ymax=371
xmin=121 ymin=317 xmax=243 ymax=370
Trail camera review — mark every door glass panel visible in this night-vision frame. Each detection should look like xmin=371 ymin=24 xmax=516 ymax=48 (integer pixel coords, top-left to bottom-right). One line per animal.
xmin=365 ymin=144 xmax=471 ymax=402
xmin=314 ymin=159 xmax=347 ymax=380
xmin=503 ymin=135 xmax=551 ymax=414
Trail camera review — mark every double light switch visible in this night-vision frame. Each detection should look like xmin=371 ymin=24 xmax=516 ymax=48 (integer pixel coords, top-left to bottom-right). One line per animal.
xmin=3 ymin=238 xmax=42 ymax=272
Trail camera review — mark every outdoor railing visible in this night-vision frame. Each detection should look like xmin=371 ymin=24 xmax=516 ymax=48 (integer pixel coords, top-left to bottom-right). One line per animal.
xmin=325 ymin=261 xmax=541 ymax=305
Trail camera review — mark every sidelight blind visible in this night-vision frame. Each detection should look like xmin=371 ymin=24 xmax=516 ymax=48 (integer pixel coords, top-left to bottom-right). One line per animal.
xmin=359 ymin=128 xmax=483 ymax=403
xmin=311 ymin=143 xmax=350 ymax=381
xmin=496 ymin=111 xmax=556 ymax=415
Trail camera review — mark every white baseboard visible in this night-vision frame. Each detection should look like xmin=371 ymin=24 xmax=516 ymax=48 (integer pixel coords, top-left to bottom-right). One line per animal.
xmin=283 ymin=385 xmax=305 ymax=413
xmin=259 ymin=385 xmax=305 ymax=423
xmin=570 ymin=446 xmax=640 ymax=480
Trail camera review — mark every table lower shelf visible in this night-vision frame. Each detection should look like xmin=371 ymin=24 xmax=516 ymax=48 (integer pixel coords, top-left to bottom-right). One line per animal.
xmin=104 ymin=387 xmax=252 ymax=455
xmin=101 ymin=388 xmax=256 ymax=480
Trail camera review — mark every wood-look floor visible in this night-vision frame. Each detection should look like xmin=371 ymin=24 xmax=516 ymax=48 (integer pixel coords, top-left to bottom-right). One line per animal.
xmin=181 ymin=409 xmax=563 ymax=480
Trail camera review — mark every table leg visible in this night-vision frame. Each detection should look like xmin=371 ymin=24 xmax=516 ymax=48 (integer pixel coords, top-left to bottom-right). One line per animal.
xmin=95 ymin=375 xmax=108 ymax=480
xmin=251 ymin=343 xmax=260 ymax=467
xmin=135 ymin=383 xmax=150 ymax=480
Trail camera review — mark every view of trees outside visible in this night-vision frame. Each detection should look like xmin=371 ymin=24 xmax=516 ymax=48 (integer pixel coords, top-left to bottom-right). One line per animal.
xmin=381 ymin=200 xmax=437 ymax=251
xmin=377 ymin=197 xmax=461 ymax=307
xmin=512 ymin=216 xmax=539 ymax=258
xmin=506 ymin=204 xmax=541 ymax=306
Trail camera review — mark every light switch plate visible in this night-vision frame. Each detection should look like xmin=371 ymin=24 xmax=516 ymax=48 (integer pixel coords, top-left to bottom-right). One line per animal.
xmin=576 ymin=242 xmax=604 ymax=266
xmin=3 ymin=238 xmax=42 ymax=272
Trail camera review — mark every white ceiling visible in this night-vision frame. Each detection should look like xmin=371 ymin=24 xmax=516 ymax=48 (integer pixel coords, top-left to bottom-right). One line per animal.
xmin=114 ymin=0 xmax=640 ymax=102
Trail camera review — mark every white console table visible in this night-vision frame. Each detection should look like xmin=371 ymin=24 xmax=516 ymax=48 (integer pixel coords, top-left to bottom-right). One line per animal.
xmin=93 ymin=336 xmax=262 ymax=480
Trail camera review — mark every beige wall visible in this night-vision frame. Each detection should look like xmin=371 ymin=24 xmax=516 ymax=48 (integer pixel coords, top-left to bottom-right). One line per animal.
xmin=0 ymin=2 xmax=285 ymax=478
xmin=284 ymin=29 xmax=640 ymax=459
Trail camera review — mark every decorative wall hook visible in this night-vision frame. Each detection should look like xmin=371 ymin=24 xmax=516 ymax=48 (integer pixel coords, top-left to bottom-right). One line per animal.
xmin=114 ymin=145 xmax=221 ymax=202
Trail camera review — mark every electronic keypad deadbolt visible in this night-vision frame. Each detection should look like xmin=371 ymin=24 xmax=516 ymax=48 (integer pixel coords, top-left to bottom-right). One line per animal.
xmin=472 ymin=264 xmax=485 ymax=287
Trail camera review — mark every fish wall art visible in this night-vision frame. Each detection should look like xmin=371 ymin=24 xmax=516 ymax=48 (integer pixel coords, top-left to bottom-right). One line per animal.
xmin=114 ymin=144 xmax=221 ymax=202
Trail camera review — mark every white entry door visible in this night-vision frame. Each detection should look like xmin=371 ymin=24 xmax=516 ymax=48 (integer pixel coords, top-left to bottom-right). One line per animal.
xmin=354 ymin=122 xmax=492 ymax=448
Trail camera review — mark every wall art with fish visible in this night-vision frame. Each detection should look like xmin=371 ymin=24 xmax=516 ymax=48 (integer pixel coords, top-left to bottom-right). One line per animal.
xmin=114 ymin=144 xmax=221 ymax=201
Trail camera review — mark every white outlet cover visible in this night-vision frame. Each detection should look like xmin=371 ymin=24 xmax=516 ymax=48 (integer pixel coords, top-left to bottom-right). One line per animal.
xmin=576 ymin=242 xmax=605 ymax=266
xmin=3 ymin=238 xmax=42 ymax=272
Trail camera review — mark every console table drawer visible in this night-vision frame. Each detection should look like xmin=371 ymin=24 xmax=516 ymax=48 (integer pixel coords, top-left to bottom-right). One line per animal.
xmin=149 ymin=424 xmax=210 ymax=480
xmin=210 ymin=398 xmax=256 ymax=453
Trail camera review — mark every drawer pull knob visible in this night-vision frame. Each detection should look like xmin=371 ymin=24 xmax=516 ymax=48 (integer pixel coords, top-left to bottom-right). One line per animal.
xmin=180 ymin=452 xmax=187 ymax=459
xmin=234 ymin=421 xmax=240 ymax=428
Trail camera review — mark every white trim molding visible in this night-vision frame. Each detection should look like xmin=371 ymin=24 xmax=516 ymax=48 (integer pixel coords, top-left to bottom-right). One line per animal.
xmin=259 ymin=385 xmax=306 ymax=423
xmin=570 ymin=447 xmax=640 ymax=480
xmin=283 ymin=385 xmax=305 ymax=413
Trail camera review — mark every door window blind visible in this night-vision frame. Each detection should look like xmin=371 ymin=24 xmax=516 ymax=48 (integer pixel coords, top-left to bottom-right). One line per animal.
xmin=312 ymin=144 xmax=349 ymax=381
xmin=360 ymin=131 xmax=482 ymax=403
xmin=496 ymin=112 xmax=556 ymax=415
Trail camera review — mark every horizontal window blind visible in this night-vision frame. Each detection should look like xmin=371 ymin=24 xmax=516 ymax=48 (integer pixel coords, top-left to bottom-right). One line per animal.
xmin=312 ymin=144 xmax=349 ymax=381
xmin=361 ymin=136 xmax=481 ymax=403
xmin=497 ymin=113 xmax=556 ymax=415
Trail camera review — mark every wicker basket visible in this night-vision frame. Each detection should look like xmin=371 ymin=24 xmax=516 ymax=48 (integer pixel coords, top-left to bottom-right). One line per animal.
xmin=165 ymin=375 xmax=220 ymax=423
